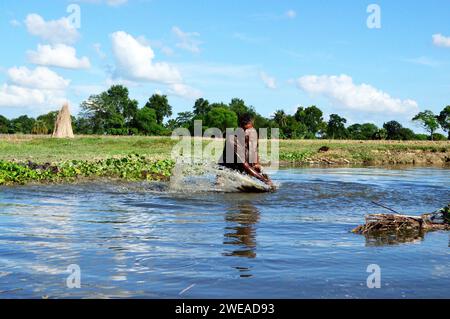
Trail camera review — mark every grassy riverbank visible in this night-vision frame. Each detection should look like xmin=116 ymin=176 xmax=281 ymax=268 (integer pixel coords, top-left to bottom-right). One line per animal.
xmin=1 ymin=135 xmax=448 ymax=185
xmin=1 ymin=134 xmax=449 ymax=165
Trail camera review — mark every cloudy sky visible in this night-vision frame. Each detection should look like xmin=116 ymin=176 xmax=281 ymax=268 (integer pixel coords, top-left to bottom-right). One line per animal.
xmin=1 ymin=0 xmax=450 ymax=131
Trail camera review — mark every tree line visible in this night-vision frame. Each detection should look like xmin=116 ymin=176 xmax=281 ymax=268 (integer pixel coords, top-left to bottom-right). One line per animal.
xmin=1 ymin=85 xmax=449 ymax=140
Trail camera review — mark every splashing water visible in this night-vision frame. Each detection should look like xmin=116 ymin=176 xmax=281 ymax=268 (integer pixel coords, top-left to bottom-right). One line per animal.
xmin=168 ymin=160 xmax=273 ymax=193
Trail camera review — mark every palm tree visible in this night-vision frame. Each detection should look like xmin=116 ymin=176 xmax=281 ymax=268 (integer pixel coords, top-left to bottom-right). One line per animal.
xmin=273 ymin=109 xmax=288 ymax=127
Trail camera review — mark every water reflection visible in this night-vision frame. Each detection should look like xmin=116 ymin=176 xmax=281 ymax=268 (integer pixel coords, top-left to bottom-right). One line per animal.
xmin=223 ymin=203 xmax=260 ymax=277
xmin=1 ymin=167 xmax=449 ymax=298
xmin=362 ymin=231 xmax=425 ymax=246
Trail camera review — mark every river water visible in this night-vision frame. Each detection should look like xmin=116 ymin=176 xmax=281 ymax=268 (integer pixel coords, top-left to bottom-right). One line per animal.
xmin=0 ymin=167 xmax=449 ymax=298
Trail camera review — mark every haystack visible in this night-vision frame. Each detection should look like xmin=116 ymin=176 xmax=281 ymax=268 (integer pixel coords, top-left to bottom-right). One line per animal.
xmin=52 ymin=103 xmax=74 ymax=138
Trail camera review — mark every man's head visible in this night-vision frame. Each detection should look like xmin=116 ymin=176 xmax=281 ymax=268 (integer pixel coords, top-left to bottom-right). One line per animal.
xmin=239 ymin=113 xmax=254 ymax=130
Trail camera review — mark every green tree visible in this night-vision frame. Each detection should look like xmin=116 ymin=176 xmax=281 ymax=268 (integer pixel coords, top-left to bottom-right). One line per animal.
xmin=107 ymin=85 xmax=138 ymax=125
xmin=204 ymin=107 xmax=238 ymax=132
xmin=74 ymin=117 xmax=92 ymax=134
xmin=192 ymin=98 xmax=211 ymax=117
xmin=145 ymin=94 xmax=172 ymax=125
xmin=412 ymin=110 xmax=439 ymax=140
xmin=414 ymin=134 xmax=429 ymax=141
xmin=383 ymin=121 xmax=403 ymax=140
xmin=80 ymin=85 xmax=138 ymax=134
xmin=0 ymin=115 xmax=9 ymax=134
xmin=294 ymin=105 xmax=324 ymax=138
xmin=359 ymin=123 xmax=379 ymax=140
xmin=273 ymin=109 xmax=288 ymax=127
xmin=432 ymin=133 xmax=447 ymax=141
xmin=253 ymin=114 xmax=271 ymax=130
xmin=283 ymin=116 xmax=307 ymax=139
xmin=209 ymin=102 xmax=229 ymax=109
xmin=10 ymin=115 xmax=35 ymax=134
xmin=31 ymin=120 xmax=49 ymax=134
xmin=373 ymin=128 xmax=387 ymax=140
xmin=327 ymin=114 xmax=347 ymax=139
xmin=175 ymin=111 xmax=194 ymax=128
xmin=398 ymin=127 xmax=416 ymax=140
xmin=135 ymin=107 xmax=163 ymax=135
xmin=348 ymin=123 xmax=379 ymax=140
xmin=166 ymin=111 xmax=194 ymax=131
xmin=437 ymin=105 xmax=450 ymax=140
xmin=229 ymin=98 xmax=256 ymax=119
xmin=80 ymin=94 xmax=108 ymax=133
xmin=105 ymin=112 xmax=126 ymax=135
xmin=37 ymin=111 xmax=59 ymax=133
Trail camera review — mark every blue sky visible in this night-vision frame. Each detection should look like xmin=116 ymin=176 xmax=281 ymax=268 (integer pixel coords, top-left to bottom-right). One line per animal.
xmin=1 ymin=0 xmax=450 ymax=131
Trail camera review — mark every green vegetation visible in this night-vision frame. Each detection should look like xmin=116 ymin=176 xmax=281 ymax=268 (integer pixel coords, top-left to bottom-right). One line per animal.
xmin=279 ymin=150 xmax=314 ymax=162
xmin=438 ymin=105 xmax=450 ymax=140
xmin=0 ymin=136 xmax=177 ymax=162
xmin=1 ymin=135 xmax=449 ymax=165
xmin=0 ymin=83 xmax=449 ymax=187
xmin=0 ymin=154 xmax=174 ymax=186
xmin=276 ymin=139 xmax=449 ymax=165
xmin=0 ymin=135 xmax=448 ymax=185
xmin=1 ymin=85 xmax=449 ymax=141
xmin=412 ymin=110 xmax=440 ymax=140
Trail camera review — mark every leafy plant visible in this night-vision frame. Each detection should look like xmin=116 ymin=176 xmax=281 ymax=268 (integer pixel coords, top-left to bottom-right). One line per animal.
xmin=0 ymin=154 xmax=175 ymax=186
xmin=280 ymin=151 xmax=313 ymax=162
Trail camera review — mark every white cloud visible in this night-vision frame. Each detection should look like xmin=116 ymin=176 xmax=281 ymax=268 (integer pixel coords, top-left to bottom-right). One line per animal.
xmin=168 ymin=83 xmax=202 ymax=100
xmin=27 ymin=44 xmax=91 ymax=69
xmin=8 ymin=66 xmax=70 ymax=90
xmin=110 ymin=31 xmax=201 ymax=100
xmin=432 ymin=33 xmax=450 ymax=48
xmin=0 ymin=67 xmax=69 ymax=110
xmin=297 ymin=74 xmax=418 ymax=114
xmin=25 ymin=13 xmax=79 ymax=44
xmin=148 ymin=40 xmax=175 ymax=56
xmin=141 ymin=39 xmax=175 ymax=56
xmin=172 ymin=26 xmax=202 ymax=53
xmin=260 ymin=71 xmax=277 ymax=89
xmin=285 ymin=10 xmax=297 ymax=19
xmin=111 ymin=31 xmax=182 ymax=83
xmin=0 ymin=85 xmax=66 ymax=110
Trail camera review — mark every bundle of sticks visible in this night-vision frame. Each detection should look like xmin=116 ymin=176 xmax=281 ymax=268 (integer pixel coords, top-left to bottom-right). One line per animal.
xmin=352 ymin=204 xmax=449 ymax=235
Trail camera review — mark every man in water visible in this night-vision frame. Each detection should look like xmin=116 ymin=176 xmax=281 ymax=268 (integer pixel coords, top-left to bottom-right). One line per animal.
xmin=218 ymin=113 xmax=274 ymax=188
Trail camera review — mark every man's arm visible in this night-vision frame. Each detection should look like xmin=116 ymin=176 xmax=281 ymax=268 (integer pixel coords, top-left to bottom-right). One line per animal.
xmin=242 ymin=162 xmax=273 ymax=186
xmin=234 ymin=136 xmax=272 ymax=186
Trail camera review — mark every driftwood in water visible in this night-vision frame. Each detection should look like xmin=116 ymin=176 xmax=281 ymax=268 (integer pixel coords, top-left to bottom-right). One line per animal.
xmin=353 ymin=204 xmax=450 ymax=235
